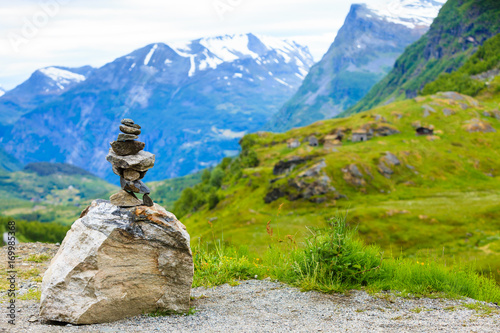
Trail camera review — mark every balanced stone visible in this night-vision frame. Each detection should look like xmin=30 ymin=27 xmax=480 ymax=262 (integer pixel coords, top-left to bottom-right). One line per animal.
xmin=39 ymin=200 xmax=193 ymax=324
xmin=143 ymin=194 xmax=154 ymax=207
xmin=117 ymin=133 xmax=139 ymax=142
xmin=120 ymin=178 xmax=150 ymax=194
xmin=120 ymin=125 xmax=141 ymax=135
xmin=106 ymin=148 xmax=155 ymax=171
xmin=112 ymin=164 xmax=123 ymax=177
xmin=110 ymin=190 xmax=142 ymax=207
xmin=110 ymin=140 xmax=145 ymax=156
xmin=121 ymin=119 xmax=141 ymax=129
xmin=123 ymin=169 xmax=141 ymax=181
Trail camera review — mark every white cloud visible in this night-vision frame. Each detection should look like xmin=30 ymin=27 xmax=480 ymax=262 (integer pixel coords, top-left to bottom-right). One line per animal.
xmin=0 ymin=0 xmax=390 ymax=89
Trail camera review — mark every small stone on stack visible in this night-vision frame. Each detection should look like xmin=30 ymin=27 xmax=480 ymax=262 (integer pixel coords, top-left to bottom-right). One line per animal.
xmin=106 ymin=119 xmax=155 ymax=207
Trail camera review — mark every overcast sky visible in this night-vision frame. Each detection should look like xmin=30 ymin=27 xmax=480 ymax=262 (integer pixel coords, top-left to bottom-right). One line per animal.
xmin=0 ymin=0 xmax=387 ymax=89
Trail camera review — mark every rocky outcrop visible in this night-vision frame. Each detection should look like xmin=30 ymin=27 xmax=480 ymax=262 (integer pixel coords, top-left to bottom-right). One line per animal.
xmin=378 ymin=152 xmax=401 ymax=178
xmin=40 ymin=200 xmax=193 ymax=324
xmin=342 ymin=164 xmax=366 ymax=187
xmin=273 ymin=156 xmax=312 ymax=176
xmin=266 ymin=159 xmax=337 ymax=203
xmin=463 ymin=119 xmax=496 ymax=133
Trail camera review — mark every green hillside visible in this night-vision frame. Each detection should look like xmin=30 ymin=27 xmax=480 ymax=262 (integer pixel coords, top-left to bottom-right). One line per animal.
xmin=0 ymin=162 xmax=117 ymax=224
xmin=344 ymin=0 xmax=500 ymax=116
xmin=147 ymin=171 xmax=202 ymax=210
xmin=422 ymin=33 xmax=500 ymax=96
xmin=173 ymin=89 xmax=500 ymax=281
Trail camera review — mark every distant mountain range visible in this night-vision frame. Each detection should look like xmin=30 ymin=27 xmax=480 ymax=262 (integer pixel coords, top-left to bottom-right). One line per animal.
xmin=265 ymin=0 xmax=445 ymax=132
xmin=0 ymin=66 xmax=94 ymax=125
xmin=0 ymin=33 xmax=313 ymax=182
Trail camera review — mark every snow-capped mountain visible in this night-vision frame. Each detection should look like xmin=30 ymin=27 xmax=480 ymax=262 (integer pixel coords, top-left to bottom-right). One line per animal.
xmin=368 ymin=0 xmax=446 ymax=28
xmin=0 ymin=87 xmax=5 ymax=98
xmin=266 ymin=0 xmax=445 ymax=132
xmin=1 ymin=33 xmax=313 ymax=182
xmin=0 ymin=66 xmax=94 ymax=125
xmin=37 ymin=66 xmax=88 ymax=92
xmin=169 ymin=34 xmax=311 ymax=79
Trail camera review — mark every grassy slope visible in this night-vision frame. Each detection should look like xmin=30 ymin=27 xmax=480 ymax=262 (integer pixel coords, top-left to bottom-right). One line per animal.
xmin=343 ymin=0 xmax=500 ymax=116
xmin=0 ymin=167 xmax=117 ymax=224
xmin=178 ymin=90 xmax=500 ymax=280
xmin=147 ymin=172 xmax=202 ymax=210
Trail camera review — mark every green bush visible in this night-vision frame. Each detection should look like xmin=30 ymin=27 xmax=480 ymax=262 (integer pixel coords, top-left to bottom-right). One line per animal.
xmin=209 ymin=168 xmax=225 ymax=188
xmin=207 ymin=193 xmax=219 ymax=210
xmin=0 ymin=217 xmax=70 ymax=244
xmin=293 ymin=215 xmax=382 ymax=288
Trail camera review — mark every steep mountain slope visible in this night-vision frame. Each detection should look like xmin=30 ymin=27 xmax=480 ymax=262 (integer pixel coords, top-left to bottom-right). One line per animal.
xmin=266 ymin=0 xmax=445 ymax=132
xmin=171 ymin=89 xmax=500 ymax=279
xmin=345 ymin=0 xmax=500 ymax=116
xmin=1 ymin=34 xmax=313 ymax=182
xmin=0 ymin=66 xmax=94 ymax=125
xmin=421 ymin=33 xmax=500 ymax=96
xmin=0 ymin=146 xmax=22 ymax=172
xmin=0 ymin=162 xmax=117 ymax=224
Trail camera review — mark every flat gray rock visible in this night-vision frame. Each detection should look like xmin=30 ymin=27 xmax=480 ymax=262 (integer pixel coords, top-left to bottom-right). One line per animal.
xmin=110 ymin=190 xmax=143 ymax=207
xmin=120 ymin=125 xmax=141 ymax=135
xmin=106 ymin=148 xmax=155 ymax=172
xmin=123 ymin=169 xmax=141 ymax=181
xmin=121 ymin=119 xmax=141 ymax=129
xmin=117 ymin=133 xmax=139 ymax=142
xmin=110 ymin=140 xmax=145 ymax=156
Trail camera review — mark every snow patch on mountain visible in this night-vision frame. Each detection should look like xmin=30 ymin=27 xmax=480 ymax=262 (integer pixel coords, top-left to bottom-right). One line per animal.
xmin=144 ymin=44 xmax=158 ymax=66
xmin=0 ymin=87 xmax=5 ymax=97
xmin=39 ymin=67 xmax=86 ymax=90
xmin=170 ymin=34 xmax=313 ymax=77
xmin=368 ymin=0 xmax=446 ymax=29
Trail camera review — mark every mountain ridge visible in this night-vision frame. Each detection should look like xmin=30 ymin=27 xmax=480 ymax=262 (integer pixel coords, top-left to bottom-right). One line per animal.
xmin=0 ymin=33 xmax=313 ymax=182
xmin=265 ymin=0 xmax=444 ymax=132
xmin=343 ymin=0 xmax=500 ymax=116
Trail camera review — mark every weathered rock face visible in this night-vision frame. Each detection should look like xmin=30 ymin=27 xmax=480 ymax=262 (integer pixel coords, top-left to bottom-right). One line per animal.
xmin=40 ymin=200 xmax=193 ymax=324
xmin=106 ymin=149 xmax=155 ymax=172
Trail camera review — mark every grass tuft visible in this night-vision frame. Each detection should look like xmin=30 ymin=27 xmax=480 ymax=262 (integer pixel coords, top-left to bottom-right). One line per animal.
xmin=193 ymin=213 xmax=500 ymax=303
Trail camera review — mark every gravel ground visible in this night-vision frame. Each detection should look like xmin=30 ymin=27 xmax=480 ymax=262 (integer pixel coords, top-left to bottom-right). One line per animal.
xmin=1 ymin=279 xmax=499 ymax=333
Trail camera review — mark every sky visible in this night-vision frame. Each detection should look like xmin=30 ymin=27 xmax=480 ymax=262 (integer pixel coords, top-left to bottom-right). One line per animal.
xmin=0 ymin=0 xmax=388 ymax=90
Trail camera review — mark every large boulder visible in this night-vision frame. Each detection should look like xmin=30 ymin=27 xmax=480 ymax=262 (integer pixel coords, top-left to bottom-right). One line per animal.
xmin=40 ymin=200 xmax=193 ymax=324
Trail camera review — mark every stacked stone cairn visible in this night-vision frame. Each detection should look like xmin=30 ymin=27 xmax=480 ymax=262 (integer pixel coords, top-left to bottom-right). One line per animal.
xmin=106 ymin=119 xmax=155 ymax=207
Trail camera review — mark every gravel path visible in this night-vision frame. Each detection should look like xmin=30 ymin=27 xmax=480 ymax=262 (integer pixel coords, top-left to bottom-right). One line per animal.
xmin=2 ymin=279 xmax=499 ymax=333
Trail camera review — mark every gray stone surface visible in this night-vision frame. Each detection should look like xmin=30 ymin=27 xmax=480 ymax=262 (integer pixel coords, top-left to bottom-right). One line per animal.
xmin=106 ymin=148 xmax=155 ymax=172
xmin=120 ymin=125 xmax=141 ymax=135
xmin=123 ymin=169 xmax=141 ymax=181
xmin=117 ymin=133 xmax=139 ymax=142
xmin=143 ymin=193 xmax=154 ymax=207
xmin=120 ymin=177 xmax=151 ymax=194
xmin=110 ymin=190 xmax=142 ymax=207
xmin=110 ymin=140 xmax=145 ymax=156
xmin=9 ymin=279 xmax=496 ymax=332
xmin=39 ymin=200 xmax=193 ymax=324
xmin=121 ymin=119 xmax=141 ymax=129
